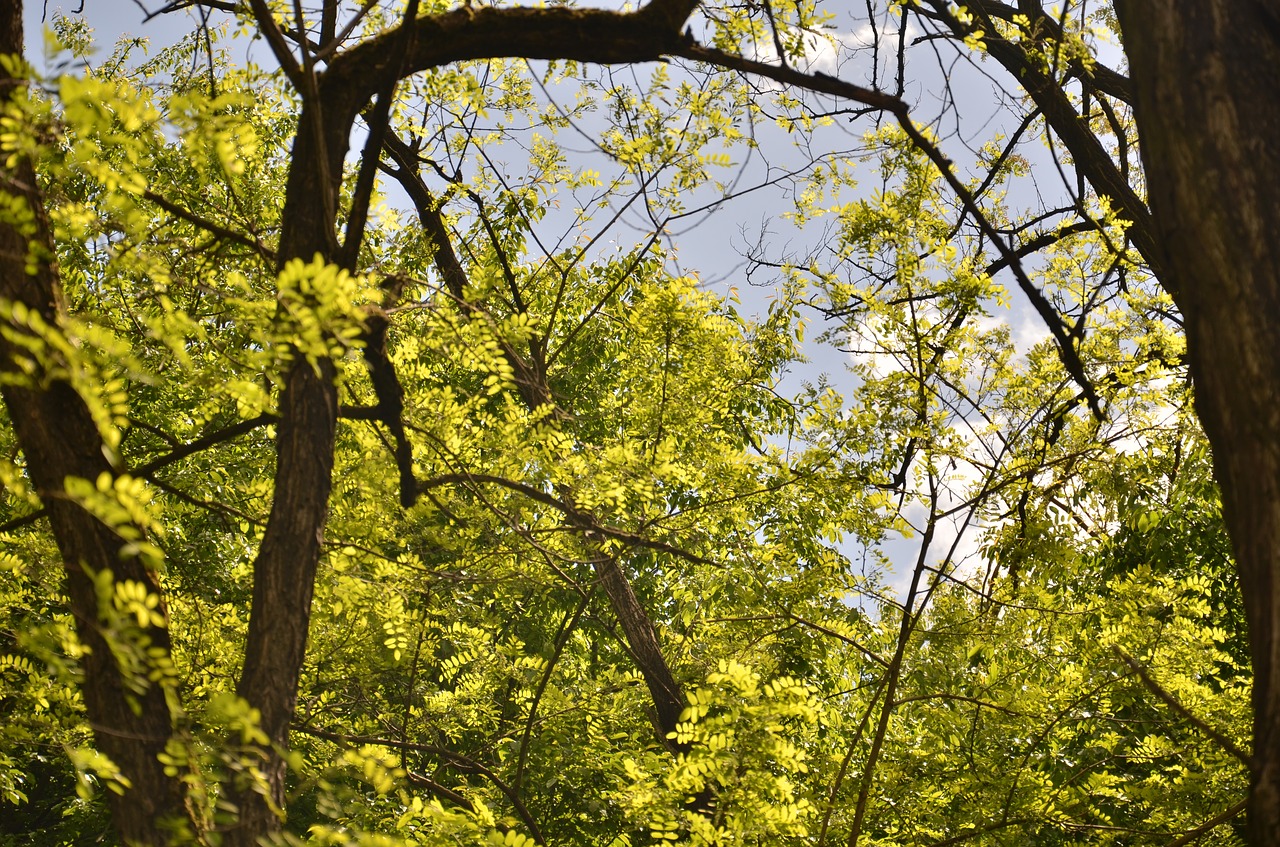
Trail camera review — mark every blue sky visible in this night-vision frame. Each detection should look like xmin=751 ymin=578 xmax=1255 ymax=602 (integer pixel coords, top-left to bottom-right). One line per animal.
xmin=21 ymin=0 xmax=1091 ymax=600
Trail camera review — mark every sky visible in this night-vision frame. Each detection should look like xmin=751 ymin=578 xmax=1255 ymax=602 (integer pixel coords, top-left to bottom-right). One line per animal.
xmin=20 ymin=0 xmax=1081 ymax=599
xmin=25 ymin=1 xmax=193 ymax=66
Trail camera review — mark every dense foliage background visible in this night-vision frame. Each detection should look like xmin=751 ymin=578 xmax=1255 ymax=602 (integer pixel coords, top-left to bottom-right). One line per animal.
xmin=0 ymin=2 xmax=1253 ymax=844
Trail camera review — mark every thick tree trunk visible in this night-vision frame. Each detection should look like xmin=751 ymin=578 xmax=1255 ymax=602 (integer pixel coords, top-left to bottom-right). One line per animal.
xmin=1115 ymin=2 xmax=1280 ymax=841
xmin=0 ymin=5 xmax=191 ymax=843
xmin=226 ymin=362 xmax=337 ymax=843
xmin=224 ymin=104 xmax=344 ymax=845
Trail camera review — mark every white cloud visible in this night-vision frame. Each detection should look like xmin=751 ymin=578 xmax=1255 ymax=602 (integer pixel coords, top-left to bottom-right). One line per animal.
xmin=742 ymin=21 xmax=921 ymax=82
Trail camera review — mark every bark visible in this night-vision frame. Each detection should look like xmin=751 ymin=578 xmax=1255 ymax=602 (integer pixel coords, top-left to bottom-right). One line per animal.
xmin=593 ymin=557 xmax=690 ymax=751
xmin=0 ymin=5 xmax=191 ymax=843
xmin=321 ymin=0 xmax=704 ymax=141
xmin=224 ymin=100 xmax=343 ymax=845
xmin=1114 ymin=2 xmax=1280 ymax=841
xmin=1 ymin=1 xmax=722 ymax=841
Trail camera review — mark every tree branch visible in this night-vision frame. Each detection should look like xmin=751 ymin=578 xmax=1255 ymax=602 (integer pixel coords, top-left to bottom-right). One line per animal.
xmin=1113 ymin=647 xmax=1253 ymax=770
xmin=1162 ymin=798 xmax=1247 ymax=847
xmin=922 ymin=0 xmax=1166 ymax=290
xmin=132 ymin=413 xmax=277 ymax=478
xmin=142 ymin=189 xmax=277 ymax=263
xmin=294 ymin=725 xmax=547 ymax=845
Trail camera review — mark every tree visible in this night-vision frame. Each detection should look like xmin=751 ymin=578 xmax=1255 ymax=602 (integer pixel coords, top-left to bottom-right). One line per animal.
xmin=1113 ymin=5 xmax=1280 ymax=841
xmin=0 ymin=0 xmax=1270 ymax=844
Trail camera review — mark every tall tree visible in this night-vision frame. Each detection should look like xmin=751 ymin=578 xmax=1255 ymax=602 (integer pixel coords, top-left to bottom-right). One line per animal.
xmin=1114 ymin=3 xmax=1280 ymax=839
xmin=0 ymin=5 xmax=193 ymax=843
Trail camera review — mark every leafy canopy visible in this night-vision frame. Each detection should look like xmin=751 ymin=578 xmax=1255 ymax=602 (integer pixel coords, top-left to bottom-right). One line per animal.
xmin=0 ymin=3 xmax=1247 ymax=846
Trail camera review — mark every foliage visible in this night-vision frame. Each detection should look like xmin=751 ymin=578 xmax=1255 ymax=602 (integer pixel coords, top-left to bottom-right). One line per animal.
xmin=0 ymin=2 xmax=1249 ymax=846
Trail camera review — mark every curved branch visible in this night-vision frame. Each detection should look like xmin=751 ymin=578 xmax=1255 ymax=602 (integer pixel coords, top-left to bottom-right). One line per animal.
xmin=132 ymin=413 xmax=278 ymax=477
xmin=672 ymin=41 xmax=906 ymax=112
xmin=323 ymin=1 xmax=707 ymax=130
xmin=922 ymin=0 xmax=1166 ymax=291
xmin=1162 ymin=798 xmax=1247 ymax=847
xmin=513 ymin=592 xmax=592 ymax=794
xmin=962 ymin=0 xmax=1132 ymax=103
xmin=142 ymin=189 xmax=277 ymax=264
xmin=417 ymin=471 xmax=719 ymax=568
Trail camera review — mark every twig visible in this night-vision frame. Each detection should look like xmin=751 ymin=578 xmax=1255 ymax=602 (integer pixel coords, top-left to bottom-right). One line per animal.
xmin=294 ymin=724 xmax=547 ymax=845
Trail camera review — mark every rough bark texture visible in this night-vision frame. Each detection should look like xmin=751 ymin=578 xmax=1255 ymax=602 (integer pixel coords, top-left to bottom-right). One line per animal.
xmin=0 ymin=4 xmax=191 ymax=843
xmin=224 ymin=102 xmax=344 ymax=846
xmin=1115 ymin=2 xmax=1280 ymax=841
xmin=592 ymin=557 xmax=690 ymax=750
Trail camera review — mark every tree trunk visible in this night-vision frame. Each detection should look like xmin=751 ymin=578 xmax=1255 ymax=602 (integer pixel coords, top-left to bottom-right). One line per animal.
xmin=0 ymin=4 xmax=191 ymax=843
xmin=224 ymin=101 xmax=344 ymax=846
xmin=1115 ymin=2 xmax=1280 ymax=840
